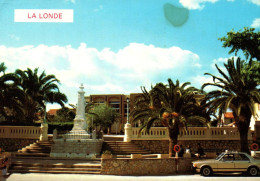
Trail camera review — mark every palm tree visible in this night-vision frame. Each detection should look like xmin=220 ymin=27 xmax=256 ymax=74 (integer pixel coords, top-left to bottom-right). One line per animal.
xmin=132 ymin=78 xmax=206 ymax=157
xmin=15 ymin=68 xmax=68 ymax=124
xmin=0 ymin=63 xmax=24 ymax=123
xmin=202 ymin=58 xmax=260 ymax=153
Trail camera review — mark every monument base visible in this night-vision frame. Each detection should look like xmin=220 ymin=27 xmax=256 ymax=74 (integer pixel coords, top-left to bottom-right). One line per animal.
xmin=50 ymin=138 xmax=103 ymax=159
xmin=63 ymin=129 xmax=90 ymax=139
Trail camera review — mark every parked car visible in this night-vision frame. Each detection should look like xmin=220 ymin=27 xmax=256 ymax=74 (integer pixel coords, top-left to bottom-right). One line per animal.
xmin=192 ymin=151 xmax=260 ymax=176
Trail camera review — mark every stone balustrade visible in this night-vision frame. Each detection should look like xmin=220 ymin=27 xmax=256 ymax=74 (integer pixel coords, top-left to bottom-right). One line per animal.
xmin=131 ymin=127 xmax=169 ymax=140
xmin=0 ymin=126 xmax=42 ymax=139
xmin=131 ymin=127 xmax=253 ymax=141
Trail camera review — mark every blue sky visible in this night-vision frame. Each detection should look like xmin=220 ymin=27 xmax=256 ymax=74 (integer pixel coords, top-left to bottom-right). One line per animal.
xmin=0 ymin=0 xmax=259 ymax=110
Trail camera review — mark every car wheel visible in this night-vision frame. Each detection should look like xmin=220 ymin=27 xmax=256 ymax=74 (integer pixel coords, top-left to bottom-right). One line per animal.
xmin=247 ymin=167 xmax=259 ymax=176
xmin=201 ymin=166 xmax=212 ymax=176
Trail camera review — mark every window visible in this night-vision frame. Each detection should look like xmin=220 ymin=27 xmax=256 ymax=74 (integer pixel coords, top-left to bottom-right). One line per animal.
xmin=234 ymin=154 xmax=250 ymax=161
xmin=222 ymin=154 xmax=234 ymax=161
xmin=109 ymin=101 xmax=120 ymax=113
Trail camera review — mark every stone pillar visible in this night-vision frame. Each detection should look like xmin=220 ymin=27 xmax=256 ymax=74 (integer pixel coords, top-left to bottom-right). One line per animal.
xmin=92 ymin=130 xmax=96 ymax=140
xmin=124 ymin=123 xmax=132 ymax=142
xmin=40 ymin=123 xmax=48 ymax=141
xmin=53 ymin=129 xmax=57 ymax=139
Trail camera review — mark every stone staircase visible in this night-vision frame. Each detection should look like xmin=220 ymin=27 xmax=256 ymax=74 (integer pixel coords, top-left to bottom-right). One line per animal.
xmin=9 ymin=158 xmax=101 ymax=174
xmin=10 ymin=135 xmax=102 ymax=174
xmin=14 ymin=139 xmax=53 ymax=157
xmin=103 ymin=141 xmax=152 ymax=155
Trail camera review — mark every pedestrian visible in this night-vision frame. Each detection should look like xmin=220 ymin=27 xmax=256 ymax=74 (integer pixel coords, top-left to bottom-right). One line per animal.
xmin=196 ymin=143 xmax=205 ymax=157
xmin=1 ymin=155 xmax=8 ymax=178
xmin=178 ymin=145 xmax=184 ymax=157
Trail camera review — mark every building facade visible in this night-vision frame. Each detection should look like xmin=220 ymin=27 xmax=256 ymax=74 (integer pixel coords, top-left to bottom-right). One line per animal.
xmin=85 ymin=93 xmax=142 ymax=134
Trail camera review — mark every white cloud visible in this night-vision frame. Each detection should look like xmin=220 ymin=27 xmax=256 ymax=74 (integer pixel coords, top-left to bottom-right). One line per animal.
xmin=192 ymin=56 xmax=235 ymax=92
xmin=105 ymin=43 xmax=200 ymax=73
xmin=191 ymin=75 xmax=215 ymax=91
xmin=179 ymin=0 xmax=219 ymax=10
xmin=251 ymin=18 xmax=260 ymax=28
xmin=248 ymin=0 xmax=260 ymax=6
xmin=211 ymin=57 xmax=229 ymax=69
xmin=0 ymin=43 xmax=201 ymax=105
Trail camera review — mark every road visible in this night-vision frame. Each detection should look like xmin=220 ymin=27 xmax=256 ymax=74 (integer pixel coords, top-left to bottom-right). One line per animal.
xmin=3 ymin=173 xmax=260 ymax=181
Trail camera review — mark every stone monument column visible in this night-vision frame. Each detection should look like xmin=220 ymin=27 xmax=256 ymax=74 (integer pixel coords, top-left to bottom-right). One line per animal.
xmin=64 ymin=83 xmax=89 ymax=139
xmin=72 ymin=84 xmax=87 ymax=131
xmin=51 ymin=84 xmax=103 ymax=159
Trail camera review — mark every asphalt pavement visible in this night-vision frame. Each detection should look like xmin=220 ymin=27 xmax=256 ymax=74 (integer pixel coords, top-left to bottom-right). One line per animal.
xmin=2 ymin=173 xmax=260 ymax=181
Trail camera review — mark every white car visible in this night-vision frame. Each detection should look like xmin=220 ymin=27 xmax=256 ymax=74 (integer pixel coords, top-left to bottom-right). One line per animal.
xmin=192 ymin=151 xmax=260 ymax=176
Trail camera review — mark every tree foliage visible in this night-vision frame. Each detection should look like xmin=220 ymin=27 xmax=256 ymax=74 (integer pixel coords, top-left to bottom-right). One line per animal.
xmin=132 ymin=78 xmax=207 ymax=156
xmin=15 ymin=68 xmax=68 ymax=124
xmin=0 ymin=63 xmax=68 ymax=125
xmin=0 ymin=63 xmax=25 ymax=124
xmin=219 ymin=27 xmax=260 ymax=61
xmin=48 ymin=107 xmax=75 ymax=123
xmin=202 ymin=58 xmax=260 ymax=153
xmin=86 ymin=104 xmax=119 ymax=133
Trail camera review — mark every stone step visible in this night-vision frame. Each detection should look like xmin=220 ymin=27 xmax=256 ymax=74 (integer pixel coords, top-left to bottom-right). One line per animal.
xmin=9 ymin=157 xmax=102 ymax=174
xmin=25 ymin=147 xmax=51 ymax=150
xmin=11 ymin=166 xmax=101 ymax=171
xmin=12 ymin=163 xmax=101 ymax=168
xmin=107 ymin=148 xmax=151 ymax=151
xmin=103 ymin=135 xmax=124 ymax=141
xmin=30 ymin=143 xmax=52 ymax=146
xmin=33 ymin=144 xmax=52 ymax=147
xmin=9 ymin=169 xmax=100 ymax=174
xmin=112 ymin=151 xmax=151 ymax=154
xmin=12 ymin=157 xmax=100 ymax=161
xmin=14 ymin=153 xmax=50 ymax=157
xmin=16 ymin=140 xmax=54 ymax=157
xmin=19 ymin=150 xmax=51 ymax=153
xmin=35 ymin=142 xmax=53 ymax=144
xmin=105 ymin=146 xmax=144 ymax=150
xmin=106 ymin=147 xmax=148 ymax=150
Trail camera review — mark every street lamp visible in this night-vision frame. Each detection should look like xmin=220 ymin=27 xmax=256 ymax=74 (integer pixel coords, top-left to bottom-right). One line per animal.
xmin=43 ymin=97 xmax=47 ymax=124
xmin=126 ymin=97 xmax=130 ymax=124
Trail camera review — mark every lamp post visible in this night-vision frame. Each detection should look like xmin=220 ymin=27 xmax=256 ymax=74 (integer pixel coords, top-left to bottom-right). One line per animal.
xmin=126 ymin=97 xmax=129 ymax=124
xmin=124 ymin=97 xmax=132 ymax=142
xmin=43 ymin=100 xmax=47 ymax=124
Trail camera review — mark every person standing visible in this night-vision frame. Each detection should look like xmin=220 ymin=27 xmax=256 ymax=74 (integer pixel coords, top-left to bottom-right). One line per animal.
xmin=178 ymin=145 xmax=184 ymax=157
xmin=196 ymin=143 xmax=205 ymax=157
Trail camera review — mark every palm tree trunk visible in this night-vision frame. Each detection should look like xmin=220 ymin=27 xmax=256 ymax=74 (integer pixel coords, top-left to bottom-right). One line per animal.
xmin=238 ymin=119 xmax=250 ymax=153
xmin=168 ymin=127 xmax=178 ymax=157
xmin=239 ymin=128 xmax=250 ymax=153
xmin=236 ymin=107 xmax=251 ymax=153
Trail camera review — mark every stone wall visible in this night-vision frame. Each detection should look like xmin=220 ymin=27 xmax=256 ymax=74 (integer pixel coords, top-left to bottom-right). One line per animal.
xmin=132 ymin=140 xmax=169 ymax=154
xmin=0 ymin=138 xmax=38 ymax=152
xmin=132 ymin=140 xmax=254 ymax=154
xmin=101 ymin=157 xmax=200 ymax=175
xmin=50 ymin=139 xmax=103 ymax=158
